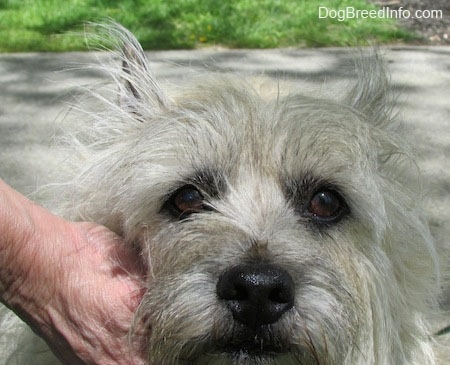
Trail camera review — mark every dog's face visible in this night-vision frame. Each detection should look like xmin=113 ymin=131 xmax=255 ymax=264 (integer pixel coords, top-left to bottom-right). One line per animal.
xmin=133 ymin=83 xmax=375 ymax=364
xmin=67 ymin=26 xmax=439 ymax=364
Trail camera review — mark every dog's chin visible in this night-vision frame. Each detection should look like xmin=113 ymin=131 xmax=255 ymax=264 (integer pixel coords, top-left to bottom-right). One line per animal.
xmin=192 ymin=351 xmax=295 ymax=365
xmin=190 ymin=347 xmax=308 ymax=365
xmin=176 ymin=327 xmax=314 ymax=365
xmin=214 ymin=339 xmax=288 ymax=360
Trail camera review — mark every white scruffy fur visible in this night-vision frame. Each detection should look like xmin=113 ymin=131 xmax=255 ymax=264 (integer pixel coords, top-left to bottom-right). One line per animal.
xmin=0 ymin=24 xmax=441 ymax=364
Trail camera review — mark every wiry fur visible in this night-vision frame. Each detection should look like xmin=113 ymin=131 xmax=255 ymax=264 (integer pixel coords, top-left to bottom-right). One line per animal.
xmin=0 ymin=24 xmax=440 ymax=364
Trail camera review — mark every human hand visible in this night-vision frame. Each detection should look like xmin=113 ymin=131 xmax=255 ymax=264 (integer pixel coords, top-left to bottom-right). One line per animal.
xmin=0 ymin=180 xmax=146 ymax=364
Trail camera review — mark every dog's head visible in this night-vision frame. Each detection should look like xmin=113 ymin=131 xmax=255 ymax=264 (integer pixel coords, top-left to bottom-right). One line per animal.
xmin=64 ymin=24 xmax=439 ymax=364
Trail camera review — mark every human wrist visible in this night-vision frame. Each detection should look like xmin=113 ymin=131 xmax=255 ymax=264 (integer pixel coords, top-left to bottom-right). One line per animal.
xmin=0 ymin=179 xmax=69 ymax=328
xmin=0 ymin=179 xmax=42 ymax=302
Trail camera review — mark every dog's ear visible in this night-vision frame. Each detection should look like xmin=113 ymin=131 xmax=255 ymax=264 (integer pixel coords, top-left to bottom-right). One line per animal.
xmin=120 ymin=40 xmax=170 ymax=110
xmin=121 ymin=42 xmax=149 ymax=101
xmin=346 ymin=51 xmax=394 ymax=127
xmin=92 ymin=22 xmax=171 ymax=112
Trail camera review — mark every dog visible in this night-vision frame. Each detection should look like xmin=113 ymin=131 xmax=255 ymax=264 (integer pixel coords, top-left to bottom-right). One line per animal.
xmin=0 ymin=24 xmax=441 ymax=364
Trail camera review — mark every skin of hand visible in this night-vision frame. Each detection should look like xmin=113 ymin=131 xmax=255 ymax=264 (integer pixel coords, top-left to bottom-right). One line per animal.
xmin=0 ymin=180 xmax=147 ymax=364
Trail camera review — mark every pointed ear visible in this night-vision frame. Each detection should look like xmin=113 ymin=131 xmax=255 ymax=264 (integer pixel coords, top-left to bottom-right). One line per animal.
xmin=122 ymin=42 xmax=148 ymax=101
xmin=346 ymin=51 xmax=394 ymax=127
xmin=113 ymin=24 xmax=170 ymax=110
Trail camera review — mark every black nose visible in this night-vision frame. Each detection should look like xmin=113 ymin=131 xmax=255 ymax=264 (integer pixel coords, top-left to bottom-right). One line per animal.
xmin=216 ymin=263 xmax=295 ymax=328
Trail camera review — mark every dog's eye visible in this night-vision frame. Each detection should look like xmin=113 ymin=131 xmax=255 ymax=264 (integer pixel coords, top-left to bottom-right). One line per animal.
xmin=168 ymin=185 xmax=206 ymax=218
xmin=307 ymin=190 xmax=345 ymax=222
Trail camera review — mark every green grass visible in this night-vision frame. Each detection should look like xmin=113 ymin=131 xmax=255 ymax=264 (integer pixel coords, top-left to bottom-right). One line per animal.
xmin=0 ymin=0 xmax=415 ymax=52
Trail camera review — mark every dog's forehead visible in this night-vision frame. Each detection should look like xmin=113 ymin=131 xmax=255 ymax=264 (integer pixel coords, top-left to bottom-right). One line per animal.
xmin=267 ymin=100 xmax=374 ymax=176
xmin=174 ymin=87 xmax=375 ymax=182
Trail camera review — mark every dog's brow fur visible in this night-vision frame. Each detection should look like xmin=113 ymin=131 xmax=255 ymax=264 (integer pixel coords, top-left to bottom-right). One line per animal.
xmin=190 ymin=168 xmax=227 ymax=199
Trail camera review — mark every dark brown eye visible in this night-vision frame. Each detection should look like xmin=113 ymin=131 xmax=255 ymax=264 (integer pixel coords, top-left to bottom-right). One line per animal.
xmin=168 ymin=185 xmax=206 ymax=219
xmin=307 ymin=190 xmax=344 ymax=222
